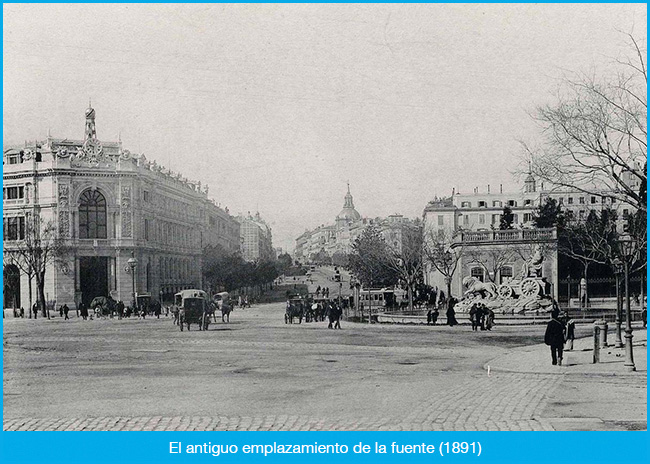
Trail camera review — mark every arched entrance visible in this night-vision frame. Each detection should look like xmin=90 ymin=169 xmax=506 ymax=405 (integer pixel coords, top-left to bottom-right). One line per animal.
xmin=3 ymin=264 xmax=21 ymax=309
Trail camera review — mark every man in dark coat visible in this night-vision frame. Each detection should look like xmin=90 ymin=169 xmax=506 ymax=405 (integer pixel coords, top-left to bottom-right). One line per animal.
xmin=469 ymin=303 xmax=478 ymax=331
xmin=63 ymin=304 xmax=70 ymax=320
xmin=446 ymin=297 xmax=458 ymax=326
xmin=544 ymin=309 xmax=566 ymax=366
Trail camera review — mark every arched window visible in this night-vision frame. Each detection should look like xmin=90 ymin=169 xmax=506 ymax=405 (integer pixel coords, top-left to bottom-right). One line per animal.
xmin=79 ymin=190 xmax=107 ymax=239
xmin=470 ymin=267 xmax=484 ymax=282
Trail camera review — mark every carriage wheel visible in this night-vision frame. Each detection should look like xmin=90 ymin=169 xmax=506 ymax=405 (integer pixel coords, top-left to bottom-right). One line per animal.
xmin=519 ymin=278 xmax=541 ymax=299
xmin=498 ymin=285 xmax=513 ymax=299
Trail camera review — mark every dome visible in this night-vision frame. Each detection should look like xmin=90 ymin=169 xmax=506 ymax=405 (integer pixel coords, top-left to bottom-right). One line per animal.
xmin=336 ymin=183 xmax=361 ymax=222
xmin=337 ymin=207 xmax=361 ymax=222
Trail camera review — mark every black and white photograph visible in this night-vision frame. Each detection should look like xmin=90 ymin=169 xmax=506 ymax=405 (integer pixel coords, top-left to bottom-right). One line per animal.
xmin=2 ymin=3 xmax=647 ymax=432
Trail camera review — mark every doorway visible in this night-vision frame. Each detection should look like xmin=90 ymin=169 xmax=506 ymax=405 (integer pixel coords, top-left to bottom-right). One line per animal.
xmin=79 ymin=256 xmax=109 ymax=307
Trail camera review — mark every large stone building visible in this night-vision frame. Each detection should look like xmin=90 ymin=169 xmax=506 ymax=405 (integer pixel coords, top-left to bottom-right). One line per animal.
xmin=295 ymin=184 xmax=418 ymax=262
xmin=423 ymin=171 xmax=640 ymax=302
xmin=236 ymin=212 xmax=274 ymax=262
xmin=3 ymin=106 xmax=240 ymax=310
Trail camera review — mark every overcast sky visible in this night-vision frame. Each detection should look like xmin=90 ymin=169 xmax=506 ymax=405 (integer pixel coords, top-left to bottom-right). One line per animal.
xmin=3 ymin=4 xmax=646 ymax=251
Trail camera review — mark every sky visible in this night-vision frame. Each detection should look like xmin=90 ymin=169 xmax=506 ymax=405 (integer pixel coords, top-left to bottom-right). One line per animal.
xmin=3 ymin=3 xmax=646 ymax=252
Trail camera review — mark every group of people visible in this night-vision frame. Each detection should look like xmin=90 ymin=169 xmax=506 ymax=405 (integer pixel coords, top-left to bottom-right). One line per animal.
xmin=237 ymin=295 xmax=251 ymax=309
xmin=544 ymin=305 xmax=576 ymax=366
xmin=425 ymin=296 xmax=459 ymax=326
xmin=57 ymin=304 xmax=71 ymax=320
xmin=315 ymin=286 xmax=330 ymax=298
xmin=469 ymin=302 xmax=495 ymax=331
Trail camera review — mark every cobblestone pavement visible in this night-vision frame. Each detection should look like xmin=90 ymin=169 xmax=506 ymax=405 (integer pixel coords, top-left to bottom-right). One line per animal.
xmin=3 ymin=300 xmax=644 ymax=431
xmin=4 ymin=372 xmax=560 ymax=431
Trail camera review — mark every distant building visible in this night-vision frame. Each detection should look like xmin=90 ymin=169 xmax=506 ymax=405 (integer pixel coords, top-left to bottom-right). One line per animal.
xmin=3 ymin=105 xmax=240 ymax=310
xmin=295 ymin=184 xmax=418 ymax=262
xmin=236 ymin=212 xmax=274 ymax=262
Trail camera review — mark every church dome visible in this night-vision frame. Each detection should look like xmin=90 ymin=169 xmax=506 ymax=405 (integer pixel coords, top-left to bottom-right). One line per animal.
xmin=336 ymin=184 xmax=361 ymax=222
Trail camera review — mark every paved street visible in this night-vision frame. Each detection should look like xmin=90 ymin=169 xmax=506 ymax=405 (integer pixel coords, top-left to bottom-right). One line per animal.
xmin=3 ymin=301 xmax=646 ymax=431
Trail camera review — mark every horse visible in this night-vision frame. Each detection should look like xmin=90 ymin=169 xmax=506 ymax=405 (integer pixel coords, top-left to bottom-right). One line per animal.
xmin=90 ymin=296 xmax=116 ymax=318
xmin=462 ymin=276 xmax=498 ymax=299
xmin=221 ymin=302 xmax=233 ymax=323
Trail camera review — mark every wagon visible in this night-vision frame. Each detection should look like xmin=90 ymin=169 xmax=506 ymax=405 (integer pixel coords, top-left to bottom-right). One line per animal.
xmin=175 ymin=289 xmax=211 ymax=331
xmin=285 ymin=297 xmax=305 ymax=324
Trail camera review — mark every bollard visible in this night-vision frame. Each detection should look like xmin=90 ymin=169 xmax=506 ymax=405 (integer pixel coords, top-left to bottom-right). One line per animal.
xmin=594 ymin=320 xmax=608 ymax=348
xmin=593 ymin=323 xmax=600 ymax=364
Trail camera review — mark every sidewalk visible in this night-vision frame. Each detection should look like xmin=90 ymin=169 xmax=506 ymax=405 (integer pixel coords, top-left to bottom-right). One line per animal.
xmin=486 ymin=323 xmax=647 ymax=375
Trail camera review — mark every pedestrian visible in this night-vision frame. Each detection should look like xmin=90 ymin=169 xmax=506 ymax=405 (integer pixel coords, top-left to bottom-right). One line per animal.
xmin=485 ymin=308 xmax=495 ymax=331
xmin=565 ymin=314 xmax=575 ymax=351
xmin=431 ymin=307 xmax=439 ymax=325
xmin=20 ymin=306 xmax=25 ymax=318
xmin=116 ymin=300 xmax=124 ymax=319
xmin=446 ymin=297 xmax=458 ymax=326
xmin=469 ymin=303 xmax=478 ymax=331
xmin=59 ymin=305 xmax=64 ymax=318
xmin=544 ymin=309 xmax=566 ymax=366
xmin=63 ymin=304 xmax=69 ymax=320
xmin=33 ymin=303 xmax=38 ymax=319
xmin=479 ymin=303 xmax=486 ymax=330
xmin=427 ymin=309 xmax=432 ymax=325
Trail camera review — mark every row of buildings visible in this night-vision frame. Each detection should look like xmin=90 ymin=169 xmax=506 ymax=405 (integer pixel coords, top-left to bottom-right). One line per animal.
xmin=3 ymin=106 xmax=273 ymax=311
xmin=294 ymin=184 xmax=419 ymax=262
xmin=297 ymin=170 xmax=641 ymax=304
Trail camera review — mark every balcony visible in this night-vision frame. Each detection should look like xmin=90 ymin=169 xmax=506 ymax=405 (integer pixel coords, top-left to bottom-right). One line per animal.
xmin=459 ymin=228 xmax=556 ymax=244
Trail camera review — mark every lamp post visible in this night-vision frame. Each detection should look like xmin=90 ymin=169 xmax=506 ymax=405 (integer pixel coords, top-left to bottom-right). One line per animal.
xmin=612 ymin=258 xmax=623 ymax=348
xmin=619 ymin=234 xmax=636 ymax=372
xmin=127 ymin=251 xmax=138 ymax=312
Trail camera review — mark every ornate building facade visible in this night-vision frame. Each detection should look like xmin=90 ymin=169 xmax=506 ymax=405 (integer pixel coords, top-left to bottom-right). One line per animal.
xmin=3 ymin=106 xmax=240 ymax=310
xmin=422 ymin=172 xmax=639 ymax=303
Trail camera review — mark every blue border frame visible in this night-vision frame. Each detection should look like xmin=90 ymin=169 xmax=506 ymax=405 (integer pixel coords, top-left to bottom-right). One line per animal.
xmin=1 ymin=2 xmax=648 ymax=463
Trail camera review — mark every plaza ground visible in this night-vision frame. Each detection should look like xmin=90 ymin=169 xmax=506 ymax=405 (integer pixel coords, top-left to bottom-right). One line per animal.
xmin=3 ymin=301 xmax=646 ymax=431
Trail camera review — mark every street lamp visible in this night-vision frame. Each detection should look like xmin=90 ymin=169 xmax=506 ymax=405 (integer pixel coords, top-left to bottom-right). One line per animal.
xmin=127 ymin=251 xmax=138 ymax=312
xmin=612 ymin=258 xmax=624 ymax=348
xmin=619 ymin=233 xmax=636 ymax=372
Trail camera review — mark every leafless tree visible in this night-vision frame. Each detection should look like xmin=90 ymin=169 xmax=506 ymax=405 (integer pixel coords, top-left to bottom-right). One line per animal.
xmin=385 ymin=225 xmax=424 ymax=311
xmin=466 ymin=246 xmax=518 ymax=284
xmin=3 ymin=214 xmax=70 ymax=318
xmin=422 ymin=228 xmax=465 ymax=300
xmin=522 ymin=34 xmax=647 ymax=212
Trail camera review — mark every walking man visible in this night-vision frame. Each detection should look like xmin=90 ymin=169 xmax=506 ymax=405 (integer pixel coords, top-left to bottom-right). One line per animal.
xmin=63 ymin=304 xmax=70 ymax=320
xmin=544 ymin=309 xmax=566 ymax=366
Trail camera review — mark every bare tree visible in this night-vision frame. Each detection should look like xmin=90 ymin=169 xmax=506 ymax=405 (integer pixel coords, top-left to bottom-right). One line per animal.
xmin=422 ymin=228 xmax=465 ymax=300
xmin=467 ymin=246 xmax=518 ymax=284
xmin=3 ymin=214 xmax=70 ymax=317
xmin=523 ymin=35 xmax=647 ymax=212
xmin=385 ymin=225 xmax=424 ymax=311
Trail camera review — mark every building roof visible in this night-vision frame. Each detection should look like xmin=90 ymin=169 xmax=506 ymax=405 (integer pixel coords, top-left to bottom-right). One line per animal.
xmin=336 ymin=183 xmax=361 ymax=222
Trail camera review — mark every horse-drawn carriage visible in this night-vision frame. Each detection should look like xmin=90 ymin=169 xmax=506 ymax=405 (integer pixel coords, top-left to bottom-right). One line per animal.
xmin=214 ymin=291 xmax=233 ymax=322
xmin=175 ymin=289 xmax=211 ymax=331
xmin=285 ymin=296 xmax=305 ymax=324
xmin=90 ymin=296 xmax=116 ymax=318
